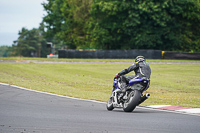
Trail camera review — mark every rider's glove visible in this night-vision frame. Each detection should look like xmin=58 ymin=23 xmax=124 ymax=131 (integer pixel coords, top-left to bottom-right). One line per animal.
xmin=114 ymin=73 xmax=120 ymax=79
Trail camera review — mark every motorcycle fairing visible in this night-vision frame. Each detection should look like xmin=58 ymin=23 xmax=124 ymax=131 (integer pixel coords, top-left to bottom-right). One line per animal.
xmin=129 ymin=77 xmax=149 ymax=91
xmin=112 ymin=77 xmax=149 ymax=92
xmin=129 ymin=77 xmax=148 ymax=86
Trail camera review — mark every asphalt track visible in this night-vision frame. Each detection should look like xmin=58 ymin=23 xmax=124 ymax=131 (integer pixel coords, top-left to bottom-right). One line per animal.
xmin=0 ymin=84 xmax=200 ymax=133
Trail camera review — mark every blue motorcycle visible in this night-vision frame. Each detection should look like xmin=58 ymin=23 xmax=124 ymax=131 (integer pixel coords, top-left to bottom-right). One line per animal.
xmin=106 ymin=77 xmax=150 ymax=112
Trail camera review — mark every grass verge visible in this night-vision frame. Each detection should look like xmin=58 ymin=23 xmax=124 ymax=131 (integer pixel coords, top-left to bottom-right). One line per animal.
xmin=1 ymin=57 xmax=200 ymax=63
xmin=0 ymin=58 xmax=199 ymax=108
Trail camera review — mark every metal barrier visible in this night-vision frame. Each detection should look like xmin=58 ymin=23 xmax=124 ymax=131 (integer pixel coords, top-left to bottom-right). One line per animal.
xmin=163 ymin=51 xmax=200 ymax=60
xmin=58 ymin=50 xmax=162 ymax=59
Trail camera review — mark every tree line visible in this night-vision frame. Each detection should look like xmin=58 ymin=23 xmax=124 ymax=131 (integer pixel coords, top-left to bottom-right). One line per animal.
xmin=4 ymin=0 xmax=200 ymax=57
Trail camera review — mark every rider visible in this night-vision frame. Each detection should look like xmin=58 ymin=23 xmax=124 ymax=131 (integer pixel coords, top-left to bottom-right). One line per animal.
xmin=114 ymin=55 xmax=151 ymax=92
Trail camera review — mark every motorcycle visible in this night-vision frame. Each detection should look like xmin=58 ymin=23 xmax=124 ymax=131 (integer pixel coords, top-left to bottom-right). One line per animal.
xmin=106 ymin=77 xmax=150 ymax=112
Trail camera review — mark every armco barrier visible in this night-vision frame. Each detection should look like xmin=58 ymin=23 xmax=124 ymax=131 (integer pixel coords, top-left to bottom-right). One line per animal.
xmin=163 ymin=51 xmax=200 ymax=60
xmin=58 ymin=50 xmax=162 ymax=59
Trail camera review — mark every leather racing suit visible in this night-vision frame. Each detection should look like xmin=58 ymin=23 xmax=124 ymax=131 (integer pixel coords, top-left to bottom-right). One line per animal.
xmin=118 ymin=60 xmax=151 ymax=91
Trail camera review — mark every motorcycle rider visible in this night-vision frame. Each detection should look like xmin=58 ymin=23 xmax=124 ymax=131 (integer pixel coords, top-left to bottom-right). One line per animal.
xmin=114 ymin=55 xmax=151 ymax=92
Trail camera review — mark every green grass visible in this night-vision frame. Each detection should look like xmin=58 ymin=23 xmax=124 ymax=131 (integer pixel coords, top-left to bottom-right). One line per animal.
xmin=1 ymin=57 xmax=200 ymax=63
xmin=0 ymin=59 xmax=200 ymax=108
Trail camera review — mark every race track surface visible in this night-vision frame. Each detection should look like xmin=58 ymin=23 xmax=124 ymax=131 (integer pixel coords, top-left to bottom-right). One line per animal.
xmin=0 ymin=84 xmax=199 ymax=133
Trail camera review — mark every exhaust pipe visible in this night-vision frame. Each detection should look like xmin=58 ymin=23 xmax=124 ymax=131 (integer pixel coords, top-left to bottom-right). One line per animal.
xmin=138 ymin=93 xmax=150 ymax=105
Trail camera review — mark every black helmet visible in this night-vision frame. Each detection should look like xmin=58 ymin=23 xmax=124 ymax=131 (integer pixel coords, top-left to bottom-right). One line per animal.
xmin=135 ymin=55 xmax=145 ymax=63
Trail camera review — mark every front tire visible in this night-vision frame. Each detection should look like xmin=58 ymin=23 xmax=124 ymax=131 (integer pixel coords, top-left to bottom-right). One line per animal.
xmin=106 ymin=97 xmax=114 ymax=111
xmin=123 ymin=90 xmax=141 ymax=112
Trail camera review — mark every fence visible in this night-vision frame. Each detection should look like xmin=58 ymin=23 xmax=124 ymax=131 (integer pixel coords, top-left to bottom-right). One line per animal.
xmin=163 ymin=51 xmax=200 ymax=60
xmin=58 ymin=49 xmax=162 ymax=59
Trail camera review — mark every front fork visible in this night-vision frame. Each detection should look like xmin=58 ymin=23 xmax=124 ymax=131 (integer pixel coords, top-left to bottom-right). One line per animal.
xmin=112 ymin=79 xmax=118 ymax=92
xmin=111 ymin=89 xmax=123 ymax=108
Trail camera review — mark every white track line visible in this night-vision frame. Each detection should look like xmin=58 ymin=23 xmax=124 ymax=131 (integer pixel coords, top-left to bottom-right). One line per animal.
xmin=1 ymin=83 xmax=199 ymax=116
xmin=146 ymin=105 xmax=200 ymax=116
xmin=1 ymin=83 xmax=105 ymax=104
xmin=147 ymin=105 xmax=172 ymax=108
xmin=178 ymin=108 xmax=200 ymax=114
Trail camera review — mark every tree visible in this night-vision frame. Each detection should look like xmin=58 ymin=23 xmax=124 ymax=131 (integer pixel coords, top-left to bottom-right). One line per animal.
xmin=41 ymin=0 xmax=200 ymax=52
xmin=0 ymin=46 xmax=11 ymax=57
xmin=174 ymin=0 xmax=200 ymax=52
xmin=42 ymin=0 xmax=93 ymax=49
xmin=11 ymin=27 xmax=49 ymax=57
xmin=90 ymin=0 xmax=200 ymax=51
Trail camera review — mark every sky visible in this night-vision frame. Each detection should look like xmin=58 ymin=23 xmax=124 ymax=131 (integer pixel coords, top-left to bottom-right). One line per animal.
xmin=0 ymin=0 xmax=47 ymax=46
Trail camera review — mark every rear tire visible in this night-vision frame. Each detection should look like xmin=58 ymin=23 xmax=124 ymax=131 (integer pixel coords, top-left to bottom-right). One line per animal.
xmin=123 ymin=90 xmax=141 ymax=112
xmin=106 ymin=97 xmax=114 ymax=111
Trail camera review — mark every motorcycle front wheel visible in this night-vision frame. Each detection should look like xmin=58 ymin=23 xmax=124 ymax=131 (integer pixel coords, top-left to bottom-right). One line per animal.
xmin=123 ymin=90 xmax=141 ymax=112
xmin=106 ymin=97 xmax=114 ymax=111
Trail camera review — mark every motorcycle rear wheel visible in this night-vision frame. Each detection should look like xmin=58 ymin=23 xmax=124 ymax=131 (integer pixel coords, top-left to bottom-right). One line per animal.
xmin=106 ymin=97 xmax=114 ymax=111
xmin=123 ymin=90 xmax=141 ymax=112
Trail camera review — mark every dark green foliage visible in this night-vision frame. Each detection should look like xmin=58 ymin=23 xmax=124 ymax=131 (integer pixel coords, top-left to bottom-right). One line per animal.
xmin=12 ymin=0 xmax=197 ymax=53
xmin=90 ymin=0 xmax=200 ymax=51
xmin=0 ymin=46 xmax=11 ymax=57
xmin=11 ymin=26 xmax=49 ymax=57
xmin=42 ymin=0 xmax=93 ymax=49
